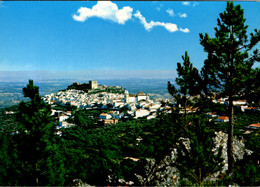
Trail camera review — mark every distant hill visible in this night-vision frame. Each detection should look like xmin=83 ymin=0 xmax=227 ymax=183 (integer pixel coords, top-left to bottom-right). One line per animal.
xmin=0 ymin=70 xmax=177 ymax=82
xmin=0 ymin=77 xmax=176 ymax=108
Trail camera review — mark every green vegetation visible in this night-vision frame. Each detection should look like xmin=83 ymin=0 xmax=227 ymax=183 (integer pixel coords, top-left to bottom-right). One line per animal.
xmin=66 ymin=82 xmax=124 ymax=94
xmin=0 ymin=79 xmax=259 ymax=186
xmin=175 ymin=115 xmax=224 ymax=185
xmin=67 ymin=82 xmax=91 ymax=91
xmin=168 ymin=51 xmax=201 ymax=122
xmin=0 ymin=2 xmax=259 ymax=186
xmin=200 ymin=1 xmax=260 ymax=173
xmin=52 ymin=103 xmax=77 ymax=112
xmin=16 ymin=80 xmax=65 ymax=185
xmin=89 ymin=87 xmax=124 ymax=94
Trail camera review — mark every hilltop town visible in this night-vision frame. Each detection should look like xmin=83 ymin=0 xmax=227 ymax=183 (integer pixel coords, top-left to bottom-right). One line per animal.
xmin=1 ymin=1 xmax=260 ymax=186
xmin=42 ymin=81 xmax=172 ymax=128
xmin=41 ymin=80 xmax=260 ymax=132
xmin=1 ymin=78 xmax=259 ymax=186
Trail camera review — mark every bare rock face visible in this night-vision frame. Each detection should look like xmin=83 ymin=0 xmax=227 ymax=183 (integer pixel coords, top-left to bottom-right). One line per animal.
xmin=108 ymin=131 xmax=253 ymax=186
xmin=140 ymin=131 xmax=252 ymax=186
xmin=213 ymin=131 xmax=253 ymax=172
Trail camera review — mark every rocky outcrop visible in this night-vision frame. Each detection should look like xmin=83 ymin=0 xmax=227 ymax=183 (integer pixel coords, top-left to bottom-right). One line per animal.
xmin=134 ymin=131 xmax=253 ymax=186
xmin=213 ymin=131 xmax=253 ymax=172
xmin=74 ymin=131 xmax=253 ymax=186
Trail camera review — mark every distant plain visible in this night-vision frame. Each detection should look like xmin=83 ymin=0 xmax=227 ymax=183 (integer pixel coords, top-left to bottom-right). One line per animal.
xmin=0 ymin=70 xmax=176 ymax=108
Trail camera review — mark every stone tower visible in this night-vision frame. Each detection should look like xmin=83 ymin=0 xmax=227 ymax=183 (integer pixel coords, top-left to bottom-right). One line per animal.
xmin=89 ymin=80 xmax=98 ymax=89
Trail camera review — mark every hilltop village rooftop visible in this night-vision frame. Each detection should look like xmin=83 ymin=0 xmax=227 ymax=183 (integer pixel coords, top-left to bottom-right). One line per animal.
xmin=42 ymin=81 xmax=260 ymax=131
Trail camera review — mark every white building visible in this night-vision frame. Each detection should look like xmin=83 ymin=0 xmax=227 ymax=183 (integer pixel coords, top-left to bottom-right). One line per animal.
xmin=233 ymin=100 xmax=247 ymax=106
xmin=108 ymin=111 xmax=124 ymax=119
xmin=124 ymin=90 xmax=149 ymax=104
xmin=207 ymin=112 xmax=219 ymax=118
xmin=59 ymin=114 xmax=70 ymax=122
xmin=99 ymin=113 xmax=112 ymax=120
xmin=147 ymin=114 xmax=156 ymax=120
xmin=137 ymin=91 xmax=148 ymax=101
xmin=124 ymin=90 xmax=137 ymax=103
xmin=146 ymin=103 xmax=161 ymax=112
xmin=113 ymin=100 xmax=125 ymax=108
xmin=135 ymin=109 xmax=150 ymax=118
xmin=58 ymin=121 xmax=74 ymax=128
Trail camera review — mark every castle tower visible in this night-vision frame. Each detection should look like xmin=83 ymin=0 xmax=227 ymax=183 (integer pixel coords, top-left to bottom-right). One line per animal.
xmin=89 ymin=80 xmax=98 ymax=89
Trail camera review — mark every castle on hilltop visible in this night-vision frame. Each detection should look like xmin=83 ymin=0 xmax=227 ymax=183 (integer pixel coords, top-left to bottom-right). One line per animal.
xmin=66 ymin=80 xmax=124 ymax=94
xmin=68 ymin=80 xmax=98 ymax=91
xmin=89 ymin=80 xmax=98 ymax=89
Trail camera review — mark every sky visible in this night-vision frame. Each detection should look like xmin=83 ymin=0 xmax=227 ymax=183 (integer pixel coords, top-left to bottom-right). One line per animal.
xmin=0 ymin=1 xmax=260 ymax=73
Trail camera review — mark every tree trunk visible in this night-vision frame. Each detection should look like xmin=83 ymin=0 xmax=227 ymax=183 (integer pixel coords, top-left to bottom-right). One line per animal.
xmin=184 ymin=96 xmax=187 ymax=124
xmin=199 ymin=167 xmax=202 ymax=186
xmin=228 ymin=25 xmax=235 ymax=173
xmin=227 ymin=95 xmax=234 ymax=173
xmin=36 ymin=163 xmax=39 ymax=186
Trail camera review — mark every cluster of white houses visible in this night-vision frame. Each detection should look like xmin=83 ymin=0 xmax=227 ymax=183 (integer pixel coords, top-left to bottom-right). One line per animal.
xmin=43 ymin=87 xmax=171 ymax=128
xmin=42 ymin=81 xmax=260 ymax=131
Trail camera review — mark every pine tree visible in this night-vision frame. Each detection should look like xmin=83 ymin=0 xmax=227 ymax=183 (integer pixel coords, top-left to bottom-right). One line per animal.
xmin=245 ymin=67 xmax=260 ymax=105
xmin=16 ymin=80 xmax=65 ymax=185
xmin=199 ymin=1 xmax=260 ymax=173
xmin=168 ymin=51 xmax=201 ymax=123
xmin=175 ymin=115 xmax=224 ymax=185
xmin=0 ymin=131 xmax=19 ymax=185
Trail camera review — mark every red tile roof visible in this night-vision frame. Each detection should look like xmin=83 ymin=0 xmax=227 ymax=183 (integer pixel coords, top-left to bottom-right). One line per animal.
xmin=137 ymin=91 xmax=145 ymax=96
xmin=245 ymin=107 xmax=258 ymax=110
xmin=249 ymin=123 xmax=260 ymax=128
xmin=217 ymin=116 xmax=229 ymax=120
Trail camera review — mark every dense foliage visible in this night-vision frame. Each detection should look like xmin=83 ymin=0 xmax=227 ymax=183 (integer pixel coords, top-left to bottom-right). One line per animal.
xmin=200 ymin=1 xmax=260 ymax=172
xmin=174 ymin=115 xmax=224 ymax=185
xmin=0 ymin=78 xmax=259 ymax=185
xmin=0 ymin=2 xmax=259 ymax=186
xmin=168 ymin=51 xmax=201 ymax=122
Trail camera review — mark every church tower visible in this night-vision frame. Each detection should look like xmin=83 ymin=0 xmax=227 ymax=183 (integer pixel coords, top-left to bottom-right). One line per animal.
xmin=124 ymin=90 xmax=129 ymax=103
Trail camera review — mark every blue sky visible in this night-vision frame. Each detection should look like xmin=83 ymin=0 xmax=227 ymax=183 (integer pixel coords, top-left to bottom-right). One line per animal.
xmin=0 ymin=1 xmax=259 ymax=72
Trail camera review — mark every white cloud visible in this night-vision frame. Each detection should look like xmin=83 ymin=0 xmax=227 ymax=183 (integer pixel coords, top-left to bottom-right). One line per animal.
xmin=182 ymin=1 xmax=199 ymax=7
xmin=166 ymin=9 xmax=174 ymax=17
xmin=179 ymin=13 xmax=187 ymax=18
xmin=182 ymin=2 xmax=190 ymax=6
xmin=180 ymin=28 xmax=190 ymax=33
xmin=72 ymin=1 xmax=133 ymax=24
xmin=156 ymin=4 xmax=164 ymax=11
xmin=193 ymin=2 xmax=199 ymax=7
xmin=134 ymin=11 xmax=178 ymax=33
xmin=72 ymin=1 xmax=189 ymax=34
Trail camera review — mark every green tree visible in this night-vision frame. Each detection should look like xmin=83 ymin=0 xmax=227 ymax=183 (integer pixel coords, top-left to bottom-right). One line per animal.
xmin=168 ymin=51 xmax=201 ymax=123
xmin=175 ymin=115 xmax=224 ymax=185
xmin=73 ymin=110 xmax=95 ymax=129
xmin=0 ymin=131 xmax=19 ymax=185
xmin=245 ymin=67 xmax=260 ymax=105
xmin=122 ymin=114 xmax=185 ymax=186
xmin=199 ymin=1 xmax=260 ymax=173
xmin=16 ymin=80 xmax=65 ymax=185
